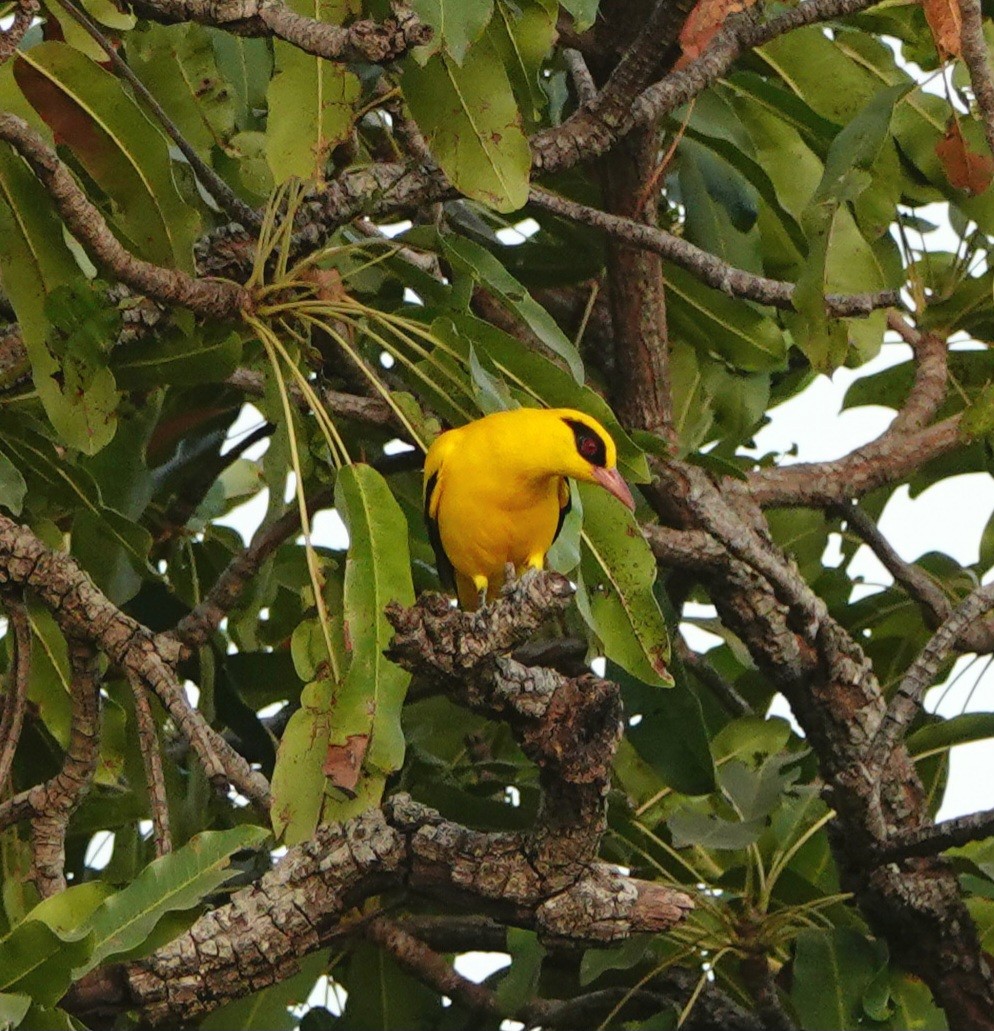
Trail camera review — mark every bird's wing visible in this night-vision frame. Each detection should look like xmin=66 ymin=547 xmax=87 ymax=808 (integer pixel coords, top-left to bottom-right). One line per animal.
xmin=552 ymin=476 xmax=572 ymax=545
xmin=423 ymin=434 xmax=458 ymax=592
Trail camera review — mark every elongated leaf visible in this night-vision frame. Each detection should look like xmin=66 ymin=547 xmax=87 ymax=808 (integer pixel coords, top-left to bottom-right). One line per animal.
xmin=209 ymin=31 xmax=272 ymax=131
xmin=0 ymin=921 xmax=93 ymax=1006
xmin=265 ymin=42 xmax=359 ymax=182
xmin=410 ymin=0 xmax=494 ymax=62
xmin=327 ymin=464 xmax=414 ymax=794
xmin=665 ymin=263 xmax=789 ymax=373
xmin=77 ymin=825 xmax=269 ymax=974
xmin=128 ymin=23 xmax=236 ymax=156
xmin=791 ymin=928 xmax=887 ymax=1031
xmin=402 ymin=36 xmax=530 ymax=212
xmin=487 ymin=0 xmax=555 ymax=126
xmin=440 ymin=234 xmax=585 ymax=382
xmin=270 ymin=678 xmax=335 ymax=844
xmin=575 ymin=482 xmax=672 ymax=687
xmin=0 ymin=993 xmax=30 ymax=1028
xmin=0 ymin=450 xmax=26 ymax=516
xmin=15 ymin=42 xmax=200 ymax=270
xmin=0 ymin=147 xmax=117 ymax=454
xmin=111 ymin=326 xmax=243 ymax=389
xmin=908 ymin=713 xmax=994 ymax=759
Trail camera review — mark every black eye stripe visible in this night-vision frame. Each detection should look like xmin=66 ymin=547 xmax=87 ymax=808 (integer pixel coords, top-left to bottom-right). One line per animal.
xmin=563 ymin=419 xmax=607 ymax=467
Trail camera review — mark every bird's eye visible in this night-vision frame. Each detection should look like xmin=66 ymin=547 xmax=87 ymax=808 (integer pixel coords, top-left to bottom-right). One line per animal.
xmin=579 ymin=435 xmax=599 ymax=459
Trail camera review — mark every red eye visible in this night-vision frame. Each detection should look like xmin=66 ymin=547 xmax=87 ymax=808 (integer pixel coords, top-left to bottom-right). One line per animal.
xmin=580 ymin=436 xmax=598 ymax=458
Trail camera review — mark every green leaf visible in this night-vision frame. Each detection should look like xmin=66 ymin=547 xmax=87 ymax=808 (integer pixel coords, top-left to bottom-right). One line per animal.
xmin=960 ymin=383 xmax=994 ymax=440
xmin=111 ymin=325 xmax=243 ymax=389
xmin=665 ymin=263 xmax=789 ymax=373
xmin=668 ymin=809 xmax=765 ymax=849
xmin=575 ymin=482 xmax=672 ymax=687
xmin=0 ymin=921 xmax=93 ymax=1007
xmin=495 ymin=929 xmax=546 ymax=1011
xmin=469 ymin=343 xmax=517 ymax=413
xmin=580 ymin=936 xmax=652 ymax=987
xmin=558 ymin=0 xmax=599 ymax=30
xmin=440 ymin=234 xmax=585 ymax=382
xmin=908 ymin=713 xmax=994 ymax=759
xmin=0 ymin=993 xmax=30 ymax=1029
xmin=719 ymin=754 xmax=800 ymax=821
xmin=265 ymin=44 xmax=360 ymax=183
xmin=76 ymin=825 xmax=269 ymax=973
xmin=270 ymin=678 xmax=336 ymax=845
xmin=409 ymin=0 xmax=494 ymax=62
xmin=209 ymin=32 xmax=272 ymax=131
xmin=402 ymin=37 xmax=530 ymax=212
xmin=128 ymin=23 xmax=236 ymax=156
xmin=486 ymin=0 xmax=555 ymax=126
xmin=615 ymin=660 xmax=716 ymax=795
xmin=14 ymin=42 xmax=200 ymax=270
xmin=790 ymin=929 xmax=887 ymax=1031
xmin=328 ymin=464 xmax=414 ymax=791
xmin=0 ymin=451 xmax=26 ymax=516
xmin=25 ymin=600 xmax=72 ymax=751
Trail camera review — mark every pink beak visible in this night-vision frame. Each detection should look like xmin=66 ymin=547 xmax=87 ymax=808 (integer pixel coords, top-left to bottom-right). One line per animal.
xmin=592 ymin=466 xmax=636 ymax=511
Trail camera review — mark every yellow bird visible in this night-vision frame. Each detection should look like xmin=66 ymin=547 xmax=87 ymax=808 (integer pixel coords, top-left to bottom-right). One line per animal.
xmin=423 ymin=407 xmax=635 ymax=609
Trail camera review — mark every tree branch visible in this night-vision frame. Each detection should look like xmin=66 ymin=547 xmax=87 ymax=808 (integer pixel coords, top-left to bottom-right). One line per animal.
xmin=878 ymin=805 xmax=994 ymax=860
xmin=529 ymin=188 xmax=900 ymax=317
xmin=866 ymin=579 xmax=994 ymax=776
xmin=0 ymin=596 xmax=30 ymax=790
xmin=0 ymin=0 xmax=37 ymax=63
xmin=131 ymin=0 xmax=431 ymax=62
xmin=0 ymin=514 xmax=271 ymax=810
xmin=0 ymin=115 xmax=248 ymax=319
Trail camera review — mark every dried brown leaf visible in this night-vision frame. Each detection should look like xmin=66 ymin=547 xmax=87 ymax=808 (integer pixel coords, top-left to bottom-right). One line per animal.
xmin=323 ymin=733 xmax=369 ymax=795
xmin=935 ymin=118 xmax=994 ymax=194
xmin=922 ymin=0 xmax=962 ymax=59
xmin=675 ymin=0 xmax=757 ymax=70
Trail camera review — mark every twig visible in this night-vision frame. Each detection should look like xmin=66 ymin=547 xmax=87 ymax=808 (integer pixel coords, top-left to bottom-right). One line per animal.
xmin=529 ymin=188 xmax=900 ymax=318
xmin=365 ymin=917 xmax=503 ymax=1018
xmin=0 ymin=114 xmax=248 ymax=319
xmin=0 ymin=597 xmax=30 ymax=790
xmin=867 ymin=580 xmax=994 ymax=775
xmin=886 ymin=311 xmax=949 ymax=433
xmin=130 ymin=681 xmax=172 ymax=856
xmin=959 ymin=0 xmax=994 ymax=163
xmin=55 ymin=0 xmax=260 ymax=229
xmin=676 ymin=636 xmax=753 ymax=718
xmin=562 ymin=48 xmax=597 ymax=105
xmin=168 ymin=487 xmax=332 ymax=651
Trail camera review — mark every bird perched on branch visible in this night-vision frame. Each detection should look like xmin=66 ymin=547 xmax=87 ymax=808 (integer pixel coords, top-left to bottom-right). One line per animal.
xmin=423 ymin=407 xmax=635 ymax=609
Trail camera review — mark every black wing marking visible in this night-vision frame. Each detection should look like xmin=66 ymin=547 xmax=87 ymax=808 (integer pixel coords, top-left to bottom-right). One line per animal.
xmin=552 ymin=477 xmax=572 ymax=546
xmin=424 ymin=471 xmax=456 ymax=591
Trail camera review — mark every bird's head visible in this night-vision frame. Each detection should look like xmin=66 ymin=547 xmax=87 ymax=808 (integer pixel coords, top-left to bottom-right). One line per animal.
xmin=547 ymin=408 xmax=636 ymax=511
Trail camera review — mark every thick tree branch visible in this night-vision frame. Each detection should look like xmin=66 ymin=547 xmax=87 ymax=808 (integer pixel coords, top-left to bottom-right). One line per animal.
xmin=0 ymin=115 xmax=248 ymax=319
xmin=532 ymin=0 xmax=885 ymax=173
xmin=643 ymin=457 xmax=994 ymax=1029
xmin=0 ymin=514 xmax=271 ymax=810
xmin=132 ymin=0 xmax=431 ymax=62
xmin=746 ymin=416 xmax=961 ymax=507
xmin=529 ymin=188 xmax=901 ymax=317
xmin=25 ymin=639 xmax=101 ymax=897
